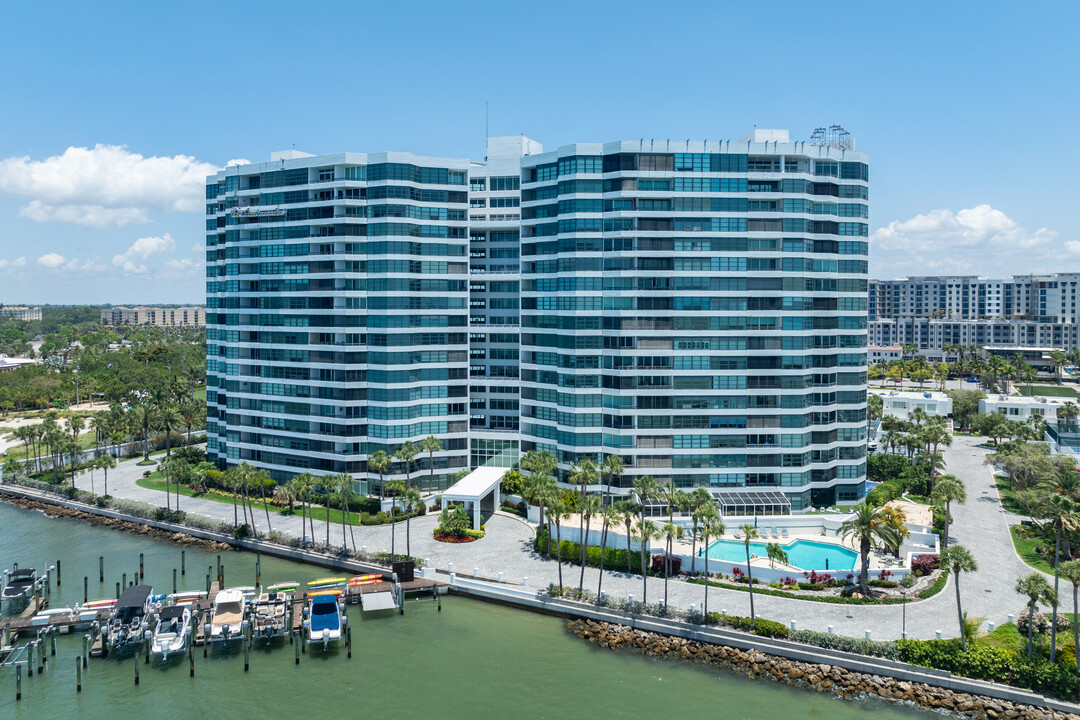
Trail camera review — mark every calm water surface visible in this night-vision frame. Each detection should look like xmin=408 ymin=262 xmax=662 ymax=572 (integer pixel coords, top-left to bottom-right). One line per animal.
xmin=0 ymin=503 xmax=925 ymax=719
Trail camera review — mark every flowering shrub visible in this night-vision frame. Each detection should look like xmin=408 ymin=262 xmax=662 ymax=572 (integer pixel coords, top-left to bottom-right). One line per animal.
xmin=878 ymin=569 xmax=893 ymax=580
xmin=731 ymin=566 xmax=744 ymax=579
xmin=911 ymin=554 xmax=939 ymax=576
xmin=1017 ymin=608 xmax=1072 ymax=634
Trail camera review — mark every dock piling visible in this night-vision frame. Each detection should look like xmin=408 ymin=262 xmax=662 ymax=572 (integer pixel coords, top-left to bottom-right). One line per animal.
xmin=51 ymin=631 xmax=57 ymax=657
xmin=116 ymin=582 xmax=120 ymax=600
xmin=220 ymin=566 xmax=225 ymax=588
xmin=243 ymin=634 xmax=249 ymax=672
xmin=27 ymin=639 xmax=34 ymax=676
xmin=37 ymin=640 xmax=43 ymax=674
xmin=99 ymin=556 xmax=103 ymax=583
xmin=84 ymin=576 xmax=88 ymax=604
xmin=76 ymin=657 xmax=82 ymax=692
xmin=255 ymin=554 xmax=260 ymax=590
xmin=181 ymin=550 xmax=185 ymax=576
xmin=188 ymin=631 xmax=194 ymax=677
xmin=16 ymin=663 xmax=21 ymax=701
xmin=134 ymin=650 xmax=139 ymax=686
xmin=82 ymin=635 xmax=88 ymax=668
xmin=122 ymin=573 xmax=126 ymax=589
xmin=294 ymin=631 xmax=300 ymax=664
xmin=173 ymin=569 xmax=177 ymax=594
xmin=206 ymin=573 xmax=210 ymax=594
xmin=347 ymin=625 xmax=352 ymax=659
xmin=139 ymin=553 xmax=144 ymax=582
xmin=56 ymin=560 xmax=61 ymax=587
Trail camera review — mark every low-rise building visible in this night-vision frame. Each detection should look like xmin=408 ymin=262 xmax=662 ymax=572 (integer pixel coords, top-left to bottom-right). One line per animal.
xmin=872 ymin=389 xmax=953 ymax=423
xmin=100 ymin=306 xmax=205 ymax=327
xmin=978 ymin=393 xmax=1072 ymax=424
xmin=869 ymin=344 xmax=902 ymax=363
xmin=0 ymin=306 xmax=42 ymax=321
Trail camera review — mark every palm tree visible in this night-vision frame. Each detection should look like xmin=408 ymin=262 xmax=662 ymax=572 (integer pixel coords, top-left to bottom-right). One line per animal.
xmin=922 ymin=423 xmax=952 ymax=488
xmin=740 ymin=524 xmax=760 ymax=628
xmin=619 ymin=500 xmax=639 ymax=572
xmin=578 ymin=494 xmax=601 ymax=593
xmin=931 ymin=474 xmax=967 ymax=548
xmin=941 ymin=545 xmax=978 ymax=650
xmin=1059 ymin=560 xmax=1080 ymax=671
xmin=632 ymin=476 xmax=658 ymax=579
xmin=601 ymin=454 xmax=624 ymax=505
xmin=97 ymin=454 xmax=116 ymax=497
xmin=596 ymin=505 xmax=619 ymax=603
xmin=548 ymin=497 xmax=569 ymax=591
xmin=293 ymin=473 xmax=317 ymax=543
xmin=637 ymin=519 xmax=659 ymax=604
xmin=221 ymin=467 xmax=240 ymax=527
xmin=385 ymin=479 xmax=405 ymax=556
xmin=661 ymin=522 xmax=678 ymax=606
xmin=368 ymin=450 xmax=391 ymax=499
xmin=395 ymin=441 xmax=417 ymax=490
xmin=1051 ymin=350 xmax=1069 ymax=385
xmin=1015 ymin=572 xmax=1055 ymax=658
xmin=909 ymin=406 xmax=928 ymax=428
xmin=688 ymin=489 xmax=713 ymax=561
xmin=1058 ymin=402 xmax=1080 ymax=426
xmin=766 ymin=542 xmax=789 ymax=569
xmin=658 ymin=481 xmax=688 ymax=525
xmin=837 ymin=503 xmax=900 ymax=596
xmin=403 ymin=488 xmax=422 ymax=558
xmin=135 ymin=402 xmax=156 ymax=462
xmin=699 ymin=515 xmax=724 ymax=622
xmin=275 ymin=482 xmax=297 ymax=515
xmin=254 ymin=468 xmax=274 ymax=534
xmin=334 ymin=473 xmax=355 ymax=551
xmin=570 ymin=459 xmax=599 ymax=583
xmin=319 ymin=475 xmax=334 ymax=547
xmin=420 ymin=436 xmax=443 ymax=492
xmin=1042 ymin=493 xmax=1078 ymax=660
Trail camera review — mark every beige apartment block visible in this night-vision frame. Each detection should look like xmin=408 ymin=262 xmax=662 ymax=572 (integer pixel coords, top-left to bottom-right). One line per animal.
xmin=100 ymin=306 xmax=206 ymax=327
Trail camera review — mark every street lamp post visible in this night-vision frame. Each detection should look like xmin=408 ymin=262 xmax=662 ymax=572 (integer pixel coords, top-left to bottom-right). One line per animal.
xmin=901 ymin=589 xmax=907 ymax=639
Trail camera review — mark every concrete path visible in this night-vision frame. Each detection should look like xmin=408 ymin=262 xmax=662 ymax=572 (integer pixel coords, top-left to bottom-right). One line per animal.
xmin=67 ymin=435 xmax=1039 ymax=641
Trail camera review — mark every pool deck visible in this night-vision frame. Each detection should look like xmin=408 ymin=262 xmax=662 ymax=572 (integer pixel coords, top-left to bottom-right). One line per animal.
xmin=678 ymin=531 xmax=894 ymax=572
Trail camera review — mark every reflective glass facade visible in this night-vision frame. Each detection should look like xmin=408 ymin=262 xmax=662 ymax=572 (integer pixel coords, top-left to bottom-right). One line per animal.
xmin=519 ymin=139 xmax=870 ymax=510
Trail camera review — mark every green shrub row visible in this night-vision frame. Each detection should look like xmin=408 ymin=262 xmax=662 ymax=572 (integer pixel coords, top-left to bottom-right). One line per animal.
xmin=536 ymin=527 xmax=648 ymax=573
xmin=917 ymin=569 xmax=949 ymax=599
xmin=718 ymin=614 xmax=789 ymax=639
xmin=686 ymin=577 xmax=908 ymax=606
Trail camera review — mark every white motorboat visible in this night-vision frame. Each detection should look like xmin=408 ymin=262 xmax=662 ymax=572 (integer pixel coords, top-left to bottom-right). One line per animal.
xmin=150 ymin=605 xmax=191 ymax=660
xmin=304 ymin=593 xmax=345 ymax=651
xmin=208 ymin=588 xmax=246 ymax=644
xmin=251 ymin=592 xmax=289 ymax=642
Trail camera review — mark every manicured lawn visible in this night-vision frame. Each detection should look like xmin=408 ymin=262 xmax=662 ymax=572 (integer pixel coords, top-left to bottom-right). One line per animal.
xmin=1010 ymin=524 xmax=1053 ymax=574
xmin=134 ymin=475 xmax=380 ymax=527
xmin=1019 ymin=385 xmax=1079 ymax=398
xmin=980 ymin=621 xmax=1024 ymax=653
xmin=2 ymin=430 xmax=99 ymax=461
xmin=994 ymin=475 xmax=1027 ymax=515
xmin=193 ymin=387 xmax=207 ymax=402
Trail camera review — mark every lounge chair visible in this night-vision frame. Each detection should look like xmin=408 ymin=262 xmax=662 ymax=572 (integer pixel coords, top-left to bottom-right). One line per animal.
xmin=781 ymin=528 xmax=789 ymax=538
xmin=733 ymin=531 xmax=742 ymax=540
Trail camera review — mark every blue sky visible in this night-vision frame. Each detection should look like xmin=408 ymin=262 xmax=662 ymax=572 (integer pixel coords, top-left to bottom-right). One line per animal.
xmin=0 ymin=0 xmax=1077 ymax=304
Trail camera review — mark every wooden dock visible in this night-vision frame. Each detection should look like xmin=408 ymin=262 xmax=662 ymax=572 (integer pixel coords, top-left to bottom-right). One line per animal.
xmin=192 ymin=582 xmax=220 ymax=647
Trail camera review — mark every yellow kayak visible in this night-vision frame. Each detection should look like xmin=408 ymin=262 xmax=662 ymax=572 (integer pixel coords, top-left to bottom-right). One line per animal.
xmin=308 ymin=577 xmax=347 ymax=587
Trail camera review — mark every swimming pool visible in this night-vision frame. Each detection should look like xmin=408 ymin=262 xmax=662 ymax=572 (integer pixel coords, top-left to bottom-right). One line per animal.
xmin=703 ymin=538 xmax=858 ymax=571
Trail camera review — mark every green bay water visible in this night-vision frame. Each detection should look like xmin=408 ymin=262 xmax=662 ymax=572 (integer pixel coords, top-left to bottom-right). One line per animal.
xmin=0 ymin=503 xmax=927 ymax=718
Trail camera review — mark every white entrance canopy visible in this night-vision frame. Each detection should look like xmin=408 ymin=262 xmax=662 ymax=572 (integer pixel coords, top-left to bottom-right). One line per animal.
xmin=442 ymin=466 xmax=507 ymax=529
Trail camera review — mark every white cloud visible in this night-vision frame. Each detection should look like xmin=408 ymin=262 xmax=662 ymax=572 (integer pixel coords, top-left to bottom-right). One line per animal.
xmin=226 ymin=158 xmax=250 ymax=167
xmin=871 ymin=204 xmax=1063 ymax=277
xmin=0 ymin=145 xmax=222 ymax=227
xmin=36 ymin=252 xmax=105 ymax=273
xmin=37 ymin=252 xmax=67 ymax=268
xmin=0 ymin=257 xmax=26 ymax=270
xmin=18 ymin=200 xmax=151 ymax=228
xmin=112 ymin=233 xmax=176 ymax=274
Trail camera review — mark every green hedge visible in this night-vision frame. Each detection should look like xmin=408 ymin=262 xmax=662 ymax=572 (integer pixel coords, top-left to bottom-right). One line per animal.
xmin=536 ymin=527 xmax=648 ymax=573
xmin=719 ymin=614 xmax=789 ymax=639
xmin=898 ymin=638 xmax=1080 ymax=700
xmin=686 ymin=577 xmax=908 ymax=606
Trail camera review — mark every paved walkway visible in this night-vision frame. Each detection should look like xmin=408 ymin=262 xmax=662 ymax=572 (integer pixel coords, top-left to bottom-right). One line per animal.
xmin=68 ymin=435 xmax=1039 ymax=641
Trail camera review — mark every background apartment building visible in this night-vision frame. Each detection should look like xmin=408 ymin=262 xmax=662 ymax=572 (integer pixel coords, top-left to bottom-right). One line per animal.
xmin=101 ymin=306 xmax=206 ymax=327
xmin=0 ymin=306 xmax=42 ymax=321
xmin=869 ymin=274 xmax=1080 ymax=357
xmin=519 ymin=129 xmax=870 ymax=511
